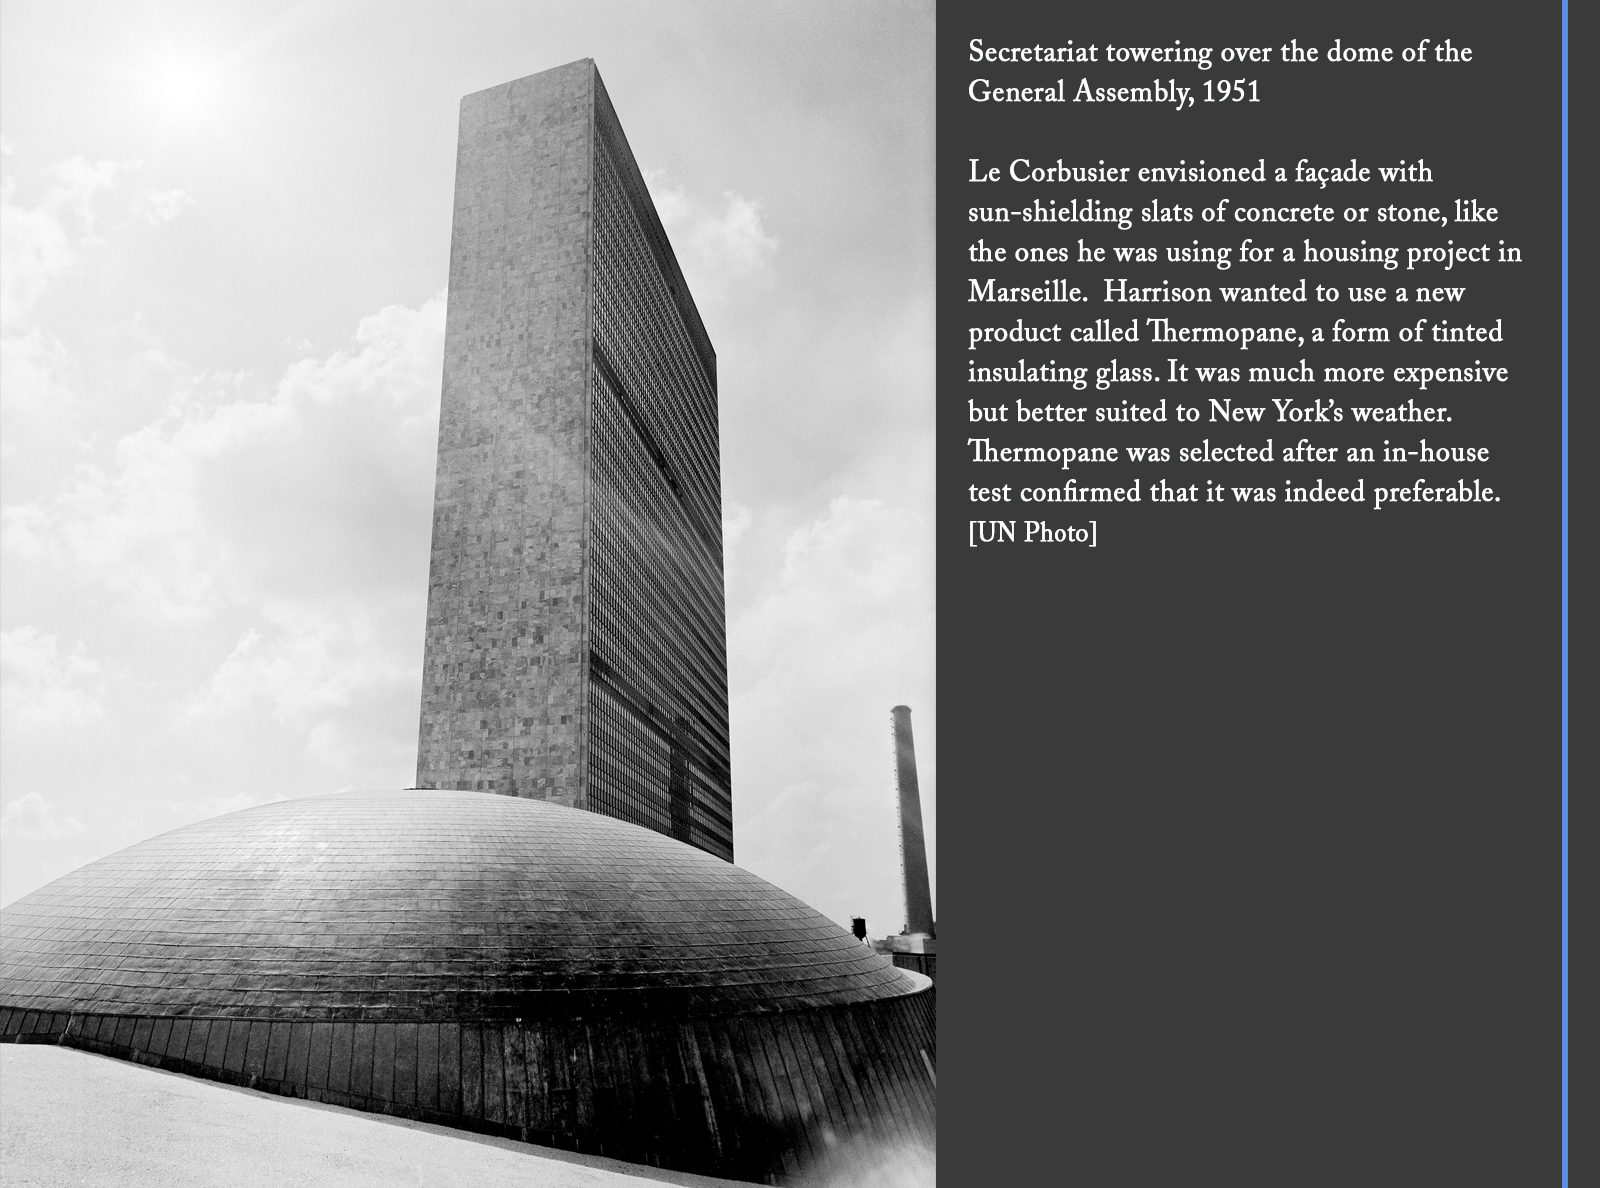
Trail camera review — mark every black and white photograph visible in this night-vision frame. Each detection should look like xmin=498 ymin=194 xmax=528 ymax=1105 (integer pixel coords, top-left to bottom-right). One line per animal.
xmin=0 ymin=3 xmax=935 ymax=1184
xmin=3 ymin=0 xmax=1572 ymax=1184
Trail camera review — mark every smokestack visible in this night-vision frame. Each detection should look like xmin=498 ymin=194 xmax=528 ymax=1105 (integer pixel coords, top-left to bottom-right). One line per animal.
xmin=891 ymin=706 xmax=935 ymax=936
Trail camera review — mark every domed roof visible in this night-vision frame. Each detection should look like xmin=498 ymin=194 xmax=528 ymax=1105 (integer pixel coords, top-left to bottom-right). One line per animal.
xmin=0 ymin=791 xmax=914 ymax=1021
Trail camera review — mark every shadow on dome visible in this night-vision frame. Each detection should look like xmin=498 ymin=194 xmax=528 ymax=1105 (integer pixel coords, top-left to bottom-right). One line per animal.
xmin=0 ymin=791 xmax=936 ymax=1185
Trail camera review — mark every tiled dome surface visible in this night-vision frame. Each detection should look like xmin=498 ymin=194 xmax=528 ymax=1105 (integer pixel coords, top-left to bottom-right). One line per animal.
xmin=0 ymin=790 xmax=913 ymax=1021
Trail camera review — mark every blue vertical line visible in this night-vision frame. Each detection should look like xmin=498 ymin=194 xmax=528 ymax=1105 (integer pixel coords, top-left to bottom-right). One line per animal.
xmin=1559 ymin=3 xmax=1569 ymax=1187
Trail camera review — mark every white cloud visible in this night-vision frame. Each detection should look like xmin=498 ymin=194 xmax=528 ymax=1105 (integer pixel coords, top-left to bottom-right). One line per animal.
xmin=0 ymin=321 xmax=73 ymax=429
xmin=646 ymin=170 xmax=779 ymax=303
xmin=1 ymin=156 xmax=202 ymax=489
xmin=2 ymin=295 xmax=445 ymax=620
xmin=731 ymin=496 xmax=935 ymax=934
xmin=737 ymin=497 xmax=933 ymax=684
xmin=41 ymin=157 xmax=123 ymax=228
xmin=0 ymin=627 xmax=107 ymax=729
xmin=0 ymin=792 xmax=86 ymax=840
xmin=722 ymin=500 xmax=754 ymax=550
xmin=184 ymin=597 xmax=418 ymax=767
xmin=0 ymin=158 xmax=132 ymax=329
xmin=1 ymin=156 xmax=197 ymax=330
xmin=0 ymin=177 xmax=78 ymax=330
xmin=2 ymin=278 xmax=444 ymax=902
xmin=140 ymin=186 xmax=198 ymax=226
xmin=743 ymin=777 xmax=908 ymax=924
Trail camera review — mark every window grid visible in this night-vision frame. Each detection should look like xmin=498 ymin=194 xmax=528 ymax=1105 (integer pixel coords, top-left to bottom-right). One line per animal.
xmin=585 ymin=122 xmax=733 ymax=861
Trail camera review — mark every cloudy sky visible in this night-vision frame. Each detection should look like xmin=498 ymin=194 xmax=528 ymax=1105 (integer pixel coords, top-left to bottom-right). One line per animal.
xmin=0 ymin=0 xmax=935 ymax=935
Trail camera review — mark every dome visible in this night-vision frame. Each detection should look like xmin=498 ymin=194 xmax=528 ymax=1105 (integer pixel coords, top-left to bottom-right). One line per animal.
xmin=0 ymin=790 xmax=913 ymax=1020
xmin=0 ymin=791 xmax=935 ymax=1182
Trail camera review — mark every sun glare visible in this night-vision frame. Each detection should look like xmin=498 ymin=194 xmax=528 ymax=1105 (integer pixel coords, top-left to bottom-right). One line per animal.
xmin=147 ymin=55 xmax=222 ymax=119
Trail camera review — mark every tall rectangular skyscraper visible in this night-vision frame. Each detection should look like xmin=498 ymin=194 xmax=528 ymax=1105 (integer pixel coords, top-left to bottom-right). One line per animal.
xmin=417 ymin=60 xmax=733 ymax=862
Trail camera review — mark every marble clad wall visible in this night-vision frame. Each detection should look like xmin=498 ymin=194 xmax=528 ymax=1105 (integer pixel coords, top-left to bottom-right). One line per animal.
xmin=417 ymin=61 xmax=597 ymax=803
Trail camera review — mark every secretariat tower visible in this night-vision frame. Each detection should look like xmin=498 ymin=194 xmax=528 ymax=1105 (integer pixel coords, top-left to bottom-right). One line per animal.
xmin=417 ymin=60 xmax=733 ymax=862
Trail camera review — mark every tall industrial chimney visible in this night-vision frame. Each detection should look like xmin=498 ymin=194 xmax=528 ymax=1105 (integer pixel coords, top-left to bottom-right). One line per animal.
xmin=891 ymin=706 xmax=935 ymax=936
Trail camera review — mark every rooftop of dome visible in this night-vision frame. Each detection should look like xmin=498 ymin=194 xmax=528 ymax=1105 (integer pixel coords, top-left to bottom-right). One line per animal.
xmin=0 ymin=790 xmax=917 ymax=1021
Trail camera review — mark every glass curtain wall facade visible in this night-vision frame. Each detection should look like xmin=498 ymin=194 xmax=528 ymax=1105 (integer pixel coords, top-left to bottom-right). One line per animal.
xmin=585 ymin=81 xmax=732 ymax=859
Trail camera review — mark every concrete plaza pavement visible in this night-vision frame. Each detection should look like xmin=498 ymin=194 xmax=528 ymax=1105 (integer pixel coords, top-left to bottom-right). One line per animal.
xmin=0 ymin=1044 xmax=745 ymax=1188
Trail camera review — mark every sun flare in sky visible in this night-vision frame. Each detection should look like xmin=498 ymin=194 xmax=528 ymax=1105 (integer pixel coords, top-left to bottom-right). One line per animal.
xmin=145 ymin=53 xmax=223 ymax=120
xmin=0 ymin=3 xmax=935 ymax=934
